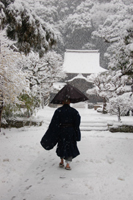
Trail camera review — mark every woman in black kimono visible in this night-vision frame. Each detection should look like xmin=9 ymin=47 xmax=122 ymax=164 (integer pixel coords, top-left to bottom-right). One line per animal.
xmin=41 ymin=100 xmax=81 ymax=170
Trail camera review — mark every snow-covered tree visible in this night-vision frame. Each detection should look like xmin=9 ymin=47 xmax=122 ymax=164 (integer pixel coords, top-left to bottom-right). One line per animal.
xmin=88 ymin=70 xmax=129 ymax=113
xmin=103 ymin=23 xmax=133 ymax=97
xmin=92 ymin=0 xmax=132 ymax=44
xmin=0 ymin=0 xmax=57 ymax=56
xmin=92 ymin=0 xmax=133 ymax=72
xmin=92 ymin=0 xmax=133 ymax=102
xmin=4 ymin=0 xmax=131 ymax=65
xmin=0 ymin=31 xmax=28 ymax=127
xmin=32 ymin=0 xmax=95 ymax=51
xmin=17 ymin=51 xmax=65 ymax=107
xmin=108 ymin=26 xmax=133 ymax=78
xmin=0 ymin=31 xmax=28 ymax=105
xmin=107 ymin=92 xmax=133 ymax=121
xmin=62 ymin=0 xmax=94 ymax=50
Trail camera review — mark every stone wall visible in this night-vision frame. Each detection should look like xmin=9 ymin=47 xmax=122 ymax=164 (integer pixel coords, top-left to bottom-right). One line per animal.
xmin=108 ymin=124 xmax=133 ymax=133
xmin=1 ymin=119 xmax=42 ymax=128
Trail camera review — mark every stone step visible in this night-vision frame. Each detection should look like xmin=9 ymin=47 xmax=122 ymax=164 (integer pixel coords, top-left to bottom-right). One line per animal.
xmin=81 ymin=120 xmax=106 ymax=124
xmin=43 ymin=118 xmax=108 ymax=131
xmin=80 ymin=126 xmax=108 ymax=131
xmin=80 ymin=121 xmax=108 ymax=131
xmin=80 ymin=123 xmax=107 ymax=127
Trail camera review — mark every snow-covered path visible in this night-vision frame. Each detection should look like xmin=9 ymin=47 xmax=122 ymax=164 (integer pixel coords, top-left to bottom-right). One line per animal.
xmin=0 ymin=107 xmax=133 ymax=200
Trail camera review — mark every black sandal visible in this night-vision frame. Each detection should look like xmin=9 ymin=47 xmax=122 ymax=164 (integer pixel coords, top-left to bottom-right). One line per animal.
xmin=65 ymin=166 xmax=71 ymax=170
xmin=59 ymin=163 xmax=64 ymax=168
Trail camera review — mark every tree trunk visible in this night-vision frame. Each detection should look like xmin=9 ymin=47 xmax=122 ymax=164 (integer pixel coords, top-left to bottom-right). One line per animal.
xmin=131 ymin=78 xmax=133 ymax=116
xmin=117 ymin=106 xmax=121 ymax=122
xmin=0 ymin=105 xmax=3 ymax=132
xmin=102 ymin=97 xmax=107 ymax=114
xmin=41 ymin=97 xmax=44 ymax=109
xmin=131 ymin=78 xmax=133 ymax=93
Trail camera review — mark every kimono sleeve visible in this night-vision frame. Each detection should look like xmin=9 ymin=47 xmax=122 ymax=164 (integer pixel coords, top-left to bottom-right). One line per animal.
xmin=74 ymin=111 xmax=81 ymax=141
xmin=40 ymin=109 xmax=60 ymax=150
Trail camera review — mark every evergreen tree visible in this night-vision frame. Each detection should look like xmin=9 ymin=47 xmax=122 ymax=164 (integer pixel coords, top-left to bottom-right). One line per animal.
xmin=0 ymin=0 xmax=56 ymax=56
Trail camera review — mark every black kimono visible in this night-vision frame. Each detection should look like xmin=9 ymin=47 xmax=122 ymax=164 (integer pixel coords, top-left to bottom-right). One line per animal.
xmin=41 ymin=104 xmax=81 ymax=160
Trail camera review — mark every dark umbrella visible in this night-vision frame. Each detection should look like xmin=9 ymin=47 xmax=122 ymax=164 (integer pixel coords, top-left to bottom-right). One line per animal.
xmin=51 ymin=83 xmax=88 ymax=104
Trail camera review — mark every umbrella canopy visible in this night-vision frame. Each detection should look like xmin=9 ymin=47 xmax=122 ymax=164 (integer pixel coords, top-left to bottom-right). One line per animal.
xmin=51 ymin=83 xmax=88 ymax=104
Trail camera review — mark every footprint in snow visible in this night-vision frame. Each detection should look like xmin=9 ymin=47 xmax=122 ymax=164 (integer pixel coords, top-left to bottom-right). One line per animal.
xmin=11 ymin=196 xmax=16 ymax=200
xmin=106 ymin=156 xmax=114 ymax=164
xmin=118 ymin=176 xmax=125 ymax=181
xmin=62 ymin=184 xmax=68 ymax=188
xmin=25 ymin=185 xmax=32 ymax=190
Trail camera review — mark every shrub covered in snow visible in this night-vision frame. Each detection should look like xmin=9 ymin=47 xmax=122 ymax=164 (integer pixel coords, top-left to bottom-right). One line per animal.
xmin=107 ymin=92 xmax=133 ymax=121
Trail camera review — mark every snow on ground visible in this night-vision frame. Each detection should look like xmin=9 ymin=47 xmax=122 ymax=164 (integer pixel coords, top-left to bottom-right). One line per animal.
xmin=0 ymin=107 xmax=133 ymax=200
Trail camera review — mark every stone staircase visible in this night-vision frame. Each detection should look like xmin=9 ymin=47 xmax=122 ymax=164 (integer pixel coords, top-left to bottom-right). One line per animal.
xmin=43 ymin=118 xmax=108 ymax=131
xmin=80 ymin=120 xmax=108 ymax=131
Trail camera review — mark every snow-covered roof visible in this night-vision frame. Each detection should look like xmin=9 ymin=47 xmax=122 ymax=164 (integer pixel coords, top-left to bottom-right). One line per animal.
xmin=67 ymin=73 xmax=88 ymax=82
xmin=63 ymin=49 xmax=106 ymax=74
xmin=52 ymin=82 xmax=66 ymax=91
